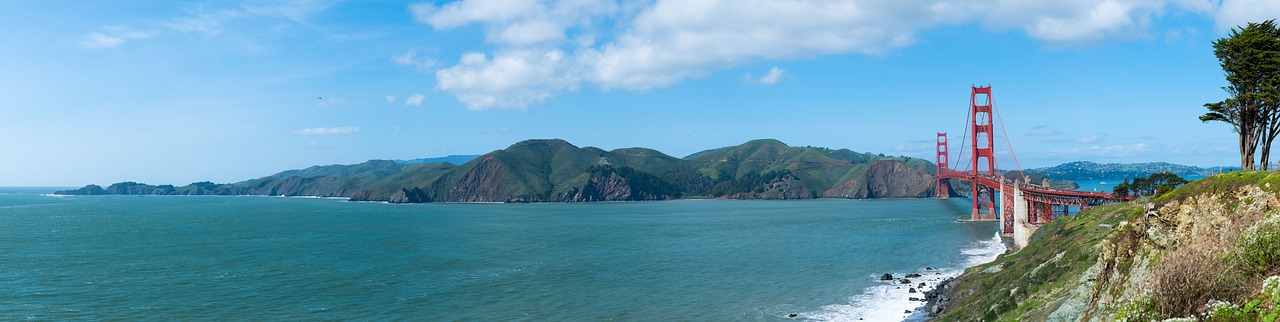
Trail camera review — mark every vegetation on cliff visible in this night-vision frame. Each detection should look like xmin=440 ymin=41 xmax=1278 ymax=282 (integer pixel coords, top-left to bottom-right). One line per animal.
xmin=934 ymin=172 xmax=1280 ymax=321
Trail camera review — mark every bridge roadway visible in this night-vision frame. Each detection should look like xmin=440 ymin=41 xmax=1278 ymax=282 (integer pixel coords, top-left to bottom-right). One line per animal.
xmin=937 ymin=170 xmax=1114 ymax=208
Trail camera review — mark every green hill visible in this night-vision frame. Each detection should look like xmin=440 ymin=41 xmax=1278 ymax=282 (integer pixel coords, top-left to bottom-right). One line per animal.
xmin=54 ymin=138 xmax=956 ymax=203
xmin=268 ymin=159 xmax=411 ymax=180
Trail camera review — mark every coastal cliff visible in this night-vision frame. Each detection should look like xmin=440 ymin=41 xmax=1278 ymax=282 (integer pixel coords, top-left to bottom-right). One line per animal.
xmin=931 ymin=172 xmax=1280 ymax=320
xmin=824 ymin=160 xmax=936 ymax=198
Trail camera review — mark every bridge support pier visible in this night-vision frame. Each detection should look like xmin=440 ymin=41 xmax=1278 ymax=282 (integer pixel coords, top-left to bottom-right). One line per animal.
xmin=1000 ymin=177 xmax=1015 ymax=235
xmin=1011 ymin=184 xmax=1035 ymax=249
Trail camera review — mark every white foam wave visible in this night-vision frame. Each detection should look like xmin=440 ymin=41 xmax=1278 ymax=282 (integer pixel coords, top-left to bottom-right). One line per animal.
xmin=801 ymin=232 xmax=1007 ymax=321
xmin=962 ymin=232 xmax=1007 ymax=267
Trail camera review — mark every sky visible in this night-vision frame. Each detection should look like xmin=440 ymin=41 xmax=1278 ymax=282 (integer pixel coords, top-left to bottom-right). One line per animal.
xmin=2 ymin=0 xmax=1279 ymax=186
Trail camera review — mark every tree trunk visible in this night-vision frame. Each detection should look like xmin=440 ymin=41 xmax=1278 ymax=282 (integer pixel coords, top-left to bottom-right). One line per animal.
xmin=1262 ymin=105 xmax=1280 ymax=171
xmin=1242 ymin=135 xmax=1256 ymax=170
xmin=1258 ymin=121 xmax=1269 ymax=171
xmin=1241 ymin=112 xmax=1258 ymax=170
xmin=1261 ymin=142 xmax=1271 ymax=171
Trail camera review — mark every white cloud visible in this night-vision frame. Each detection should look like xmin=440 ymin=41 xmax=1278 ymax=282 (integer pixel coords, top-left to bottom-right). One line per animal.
xmin=81 ymin=2 xmax=330 ymax=49
xmin=435 ymin=50 xmax=575 ymax=109
xmin=977 ymin=0 xmax=1169 ymax=43
xmin=393 ymin=49 xmax=437 ymax=71
xmin=1028 ymin=129 xmax=1064 ymax=137
xmin=405 ymin=93 xmax=426 ymax=107
xmin=163 ymin=8 xmax=244 ymax=36
xmin=385 ymin=95 xmax=397 ymax=103
xmin=81 ymin=33 xmax=124 ymax=48
xmin=293 ymin=127 xmax=360 ymax=135
xmin=747 ymin=67 xmax=786 ymax=85
xmin=79 ymin=27 xmax=156 ymax=48
xmin=411 ymin=0 xmax=615 ymax=46
xmin=1216 ymin=0 xmax=1280 ymax=31
xmin=410 ymin=0 xmax=1266 ymax=109
xmin=1075 ymin=135 xmax=1105 ymax=144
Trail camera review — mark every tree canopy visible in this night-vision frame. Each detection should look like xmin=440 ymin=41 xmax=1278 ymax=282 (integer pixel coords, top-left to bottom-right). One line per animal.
xmin=1113 ymin=172 xmax=1189 ymax=199
xmin=1202 ymin=20 xmax=1280 ymax=170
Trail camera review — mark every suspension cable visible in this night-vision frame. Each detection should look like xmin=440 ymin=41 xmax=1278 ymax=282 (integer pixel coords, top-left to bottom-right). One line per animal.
xmin=991 ymin=93 xmax=1027 ymax=182
xmin=955 ymin=92 xmax=972 ymax=173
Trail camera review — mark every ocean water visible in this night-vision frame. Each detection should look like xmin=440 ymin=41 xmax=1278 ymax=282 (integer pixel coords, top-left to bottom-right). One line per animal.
xmin=0 ymin=187 xmax=1003 ymax=321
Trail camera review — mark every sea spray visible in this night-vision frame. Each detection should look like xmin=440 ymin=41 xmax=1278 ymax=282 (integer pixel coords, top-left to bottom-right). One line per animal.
xmin=801 ymin=232 xmax=1006 ymax=321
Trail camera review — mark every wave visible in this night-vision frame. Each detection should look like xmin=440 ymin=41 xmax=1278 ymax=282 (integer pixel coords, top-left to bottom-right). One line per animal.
xmin=798 ymin=232 xmax=1007 ymax=321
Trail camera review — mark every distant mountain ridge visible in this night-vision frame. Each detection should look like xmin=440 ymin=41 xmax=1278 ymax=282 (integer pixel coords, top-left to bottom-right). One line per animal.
xmin=395 ymin=155 xmax=480 ymax=165
xmin=55 ymin=138 xmax=959 ymax=203
xmin=1027 ymin=161 xmax=1223 ymax=180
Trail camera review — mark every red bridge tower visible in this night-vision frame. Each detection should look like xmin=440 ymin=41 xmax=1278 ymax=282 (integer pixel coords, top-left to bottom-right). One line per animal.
xmin=969 ymin=86 xmax=997 ymax=221
xmin=936 ymin=132 xmax=949 ymax=198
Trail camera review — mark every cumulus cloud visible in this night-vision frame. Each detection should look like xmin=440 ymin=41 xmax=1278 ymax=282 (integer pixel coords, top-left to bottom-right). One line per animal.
xmin=385 ymin=95 xmax=397 ymax=103
xmin=293 ymin=127 xmax=360 ymax=135
xmin=409 ymin=0 xmax=1265 ymax=109
xmin=976 ymin=1 xmax=1168 ymax=43
xmin=435 ymin=50 xmax=576 ymax=109
xmin=405 ymin=93 xmax=426 ymax=107
xmin=411 ymin=0 xmax=615 ymax=46
xmin=1215 ymin=0 xmax=1280 ymax=31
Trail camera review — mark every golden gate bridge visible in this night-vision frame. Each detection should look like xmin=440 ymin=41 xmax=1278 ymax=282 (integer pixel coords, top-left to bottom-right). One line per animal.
xmin=934 ymin=86 xmax=1117 ymax=247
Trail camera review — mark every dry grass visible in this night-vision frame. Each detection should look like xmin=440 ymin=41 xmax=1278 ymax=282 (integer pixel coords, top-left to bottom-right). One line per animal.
xmin=1149 ymin=236 xmax=1247 ymax=317
xmin=1148 ymin=212 xmax=1278 ymax=318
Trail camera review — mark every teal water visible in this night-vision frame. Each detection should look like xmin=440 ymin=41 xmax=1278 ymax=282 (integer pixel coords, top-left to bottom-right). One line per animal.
xmin=0 ymin=187 xmax=1002 ymax=321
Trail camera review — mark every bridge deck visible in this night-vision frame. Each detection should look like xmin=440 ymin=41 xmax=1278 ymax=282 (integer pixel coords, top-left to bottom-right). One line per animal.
xmin=938 ymin=170 xmax=1114 ymax=205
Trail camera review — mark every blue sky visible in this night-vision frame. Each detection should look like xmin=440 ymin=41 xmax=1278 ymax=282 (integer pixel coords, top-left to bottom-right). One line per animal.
xmin=2 ymin=0 xmax=1278 ymax=186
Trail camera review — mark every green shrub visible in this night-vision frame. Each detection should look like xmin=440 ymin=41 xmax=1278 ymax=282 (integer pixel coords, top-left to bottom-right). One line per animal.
xmin=1238 ymin=219 xmax=1280 ymax=274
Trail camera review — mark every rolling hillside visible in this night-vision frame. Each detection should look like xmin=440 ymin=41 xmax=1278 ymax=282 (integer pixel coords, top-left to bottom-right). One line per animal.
xmin=56 ymin=138 xmax=958 ymax=203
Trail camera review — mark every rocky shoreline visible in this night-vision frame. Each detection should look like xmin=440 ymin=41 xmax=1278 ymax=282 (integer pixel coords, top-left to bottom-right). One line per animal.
xmin=921 ymin=238 xmax=1014 ymax=318
xmin=921 ymin=277 xmax=954 ymax=317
